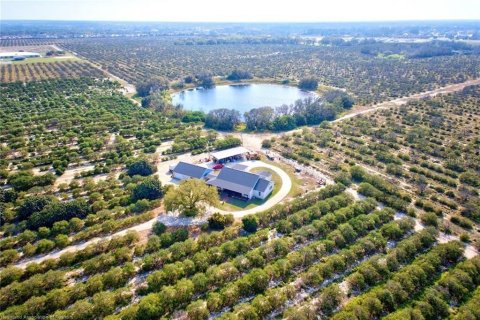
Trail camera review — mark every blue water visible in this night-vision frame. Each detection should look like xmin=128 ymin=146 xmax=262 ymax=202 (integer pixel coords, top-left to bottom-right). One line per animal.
xmin=172 ymin=83 xmax=316 ymax=113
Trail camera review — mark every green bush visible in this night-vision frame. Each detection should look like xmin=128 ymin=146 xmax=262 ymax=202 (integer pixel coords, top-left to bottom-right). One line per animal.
xmin=208 ymin=213 xmax=234 ymax=230
xmin=242 ymin=215 xmax=259 ymax=233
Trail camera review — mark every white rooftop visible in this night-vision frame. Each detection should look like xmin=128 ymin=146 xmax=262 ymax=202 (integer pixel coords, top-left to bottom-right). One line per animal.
xmin=0 ymin=52 xmax=40 ymax=58
xmin=211 ymin=146 xmax=249 ymax=160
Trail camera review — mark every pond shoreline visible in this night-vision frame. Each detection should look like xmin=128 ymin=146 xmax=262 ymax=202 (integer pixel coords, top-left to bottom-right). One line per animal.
xmin=172 ymin=82 xmax=318 ymax=113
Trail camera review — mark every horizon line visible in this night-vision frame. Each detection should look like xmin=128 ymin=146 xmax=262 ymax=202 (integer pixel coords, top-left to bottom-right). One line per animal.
xmin=2 ymin=18 xmax=480 ymax=24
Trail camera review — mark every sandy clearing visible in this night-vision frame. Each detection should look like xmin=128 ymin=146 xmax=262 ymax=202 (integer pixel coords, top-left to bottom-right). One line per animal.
xmin=54 ymin=164 xmax=95 ymax=187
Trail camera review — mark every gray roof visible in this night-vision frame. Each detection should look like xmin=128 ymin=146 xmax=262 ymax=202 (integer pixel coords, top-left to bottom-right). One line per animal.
xmin=207 ymin=167 xmax=259 ymax=195
xmin=254 ymin=178 xmax=272 ymax=193
xmin=173 ymin=161 xmax=210 ymax=179
xmin=210 ymin=146 xmax=249 ymax=160
xmin=256 ymin=170 xmax=272 ymax=179
xmin=230 ymin=163 xmax=248 ymax=171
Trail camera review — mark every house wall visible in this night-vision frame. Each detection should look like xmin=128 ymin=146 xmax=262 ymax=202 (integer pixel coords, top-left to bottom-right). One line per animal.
xmin=253 ymin=182 xmax=274 ymax=200
xmin=243 ymin=190 xmax=254 ymax=199
xmin=173 ymin=172 xmax=189 ymax=180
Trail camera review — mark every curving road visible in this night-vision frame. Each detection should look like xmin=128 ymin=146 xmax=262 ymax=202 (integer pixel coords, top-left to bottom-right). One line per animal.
xmin=13 ymin=160 xmax=290 ymax=268
xmin=214 ymin=160 xmax=292 ymax=217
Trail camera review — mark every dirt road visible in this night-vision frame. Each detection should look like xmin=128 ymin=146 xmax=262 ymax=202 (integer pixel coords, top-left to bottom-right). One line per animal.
xmin=55 ymin=44 xmax=139 ymax=104
xmin=332 ymin=77 xmax=480 ymax=123
xmin=12 ymin=77 xmax=480 ymax=268
xmin=225 ymin=77 xmax=480 ymax=152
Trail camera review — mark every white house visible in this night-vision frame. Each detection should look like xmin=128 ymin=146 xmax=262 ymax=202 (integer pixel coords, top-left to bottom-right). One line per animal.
xmin=171 ymin=161 xmax=212 ymax=181
xmin=207 ymin=167 xmax=274 ymax=200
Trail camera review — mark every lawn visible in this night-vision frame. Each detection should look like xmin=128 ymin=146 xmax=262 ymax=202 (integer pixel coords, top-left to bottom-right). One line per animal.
xmin=260 ymin=158 xmax=304 ymax=198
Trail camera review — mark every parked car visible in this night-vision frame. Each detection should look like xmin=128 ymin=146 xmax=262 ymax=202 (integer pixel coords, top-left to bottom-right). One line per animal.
xmin=213 ymin=163 xmax=224 ymax=170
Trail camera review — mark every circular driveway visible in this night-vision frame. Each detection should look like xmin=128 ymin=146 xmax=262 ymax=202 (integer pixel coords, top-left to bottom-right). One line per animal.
xmin=214 ymin=160 xmax=292 ymax=217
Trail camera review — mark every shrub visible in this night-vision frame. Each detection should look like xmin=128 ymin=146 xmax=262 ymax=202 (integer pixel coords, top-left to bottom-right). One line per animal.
xmin=27 ymin=199 xmax=90 ymax=230
xmin=298 ymin=78 xmax=318 ymax=91
xmin=132 ymin=177 xmax=163 ymax=201
xmin=226 ymin=70 xmax=252 ymax=81
xmin=182 ymin=111 xmax=205 ymax=123
xmin=334 ymin=171 xmax=352 ymax=186
xmin=127 ymin=159 xmax=156 ymax=176
xmin=261 ymin=139 xmax=272 ymax=149
xmin=242 ymin=215 xmax=259 ymax=232
xmin=421 ymin=212 xmax=438 ymax=227
xmin=153 ymin=221 xmax=167 ymax=235
xmin=208 ymin=213 xmax=234 ymax=230
xmin=214 ymin=136 xmax=241 ymax=150
xmin=460 ymin=233 xmax=471 ymax=243
xmin=17 ymin=195 xmax=55 ymax=220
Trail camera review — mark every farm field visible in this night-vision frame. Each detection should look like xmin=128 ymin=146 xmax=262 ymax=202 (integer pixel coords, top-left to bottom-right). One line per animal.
xmin=265 ymin=85 xmax=480 ymax=246
xmin=0 ymin=44 xmax=97 ymax=82
xmin=56 ymin=37 xmax=480 ymax=104
xmin=1 ymin=176 xmax=478 ymax=319
xmin=0 ymin=20 xmax=480 ymax=320
xmin=0 ymin=60 xmax=106 ymax=82
xmin=0 ymin=77 xmax=247 ymax=265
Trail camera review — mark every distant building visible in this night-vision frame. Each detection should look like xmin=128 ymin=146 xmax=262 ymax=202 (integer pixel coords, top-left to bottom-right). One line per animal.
xmin=0 ymin=52 xmax=41 ymax=59
xmin=171 ymin=161 xmax=212 ymax=180
xmin=207 ymin=167 xmax=274 ymax=200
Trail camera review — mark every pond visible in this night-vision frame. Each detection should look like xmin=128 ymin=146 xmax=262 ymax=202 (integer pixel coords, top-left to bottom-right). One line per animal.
xmin=172 ymin=83 xmax=316 ymax=113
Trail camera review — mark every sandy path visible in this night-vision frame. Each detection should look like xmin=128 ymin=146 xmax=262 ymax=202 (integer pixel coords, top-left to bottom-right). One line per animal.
xmin=332 ymin=77 xmax=480 ymax=123
xmin=234 ymin=76 xmax=480 ymax=149
xmin=57 ymin=44 xmax=139 ymax=104
xmin=13 ymin=216 xmax=160 ymax=269
xmin=54 ymin=164 xmax=94 ymax=187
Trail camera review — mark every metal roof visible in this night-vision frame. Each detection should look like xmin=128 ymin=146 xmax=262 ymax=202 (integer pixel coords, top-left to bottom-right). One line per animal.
xmin=256 ymin=170 xmax=272 ymax=179
xmin=0 ymin=52 xmax=40 ymax=58
xmin=207 ymin=167 xmax=259 ymax=195
xmin=210 ymin=146 xmax=249 ymax=160
xmin=229 ymin=163 xmax=249 ymax=171
xmin=254 ymin=178 xmax=272 ymax=193
xmin=172 ymin=161 xmax=210 ymax=179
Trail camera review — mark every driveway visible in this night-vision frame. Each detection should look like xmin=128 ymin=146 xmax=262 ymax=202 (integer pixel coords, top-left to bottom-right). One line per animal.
xmin=214 ymin=160 xmax=292 ymax=217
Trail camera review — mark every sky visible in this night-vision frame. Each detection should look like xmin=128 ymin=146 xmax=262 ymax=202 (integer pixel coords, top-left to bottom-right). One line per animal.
xmin=2 ymin=0 xmax=480 ymax=22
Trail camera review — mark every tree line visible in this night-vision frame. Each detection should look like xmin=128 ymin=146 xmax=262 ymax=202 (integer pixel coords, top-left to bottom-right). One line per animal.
xmin=204 ymin=90 xmax=354 ymax=132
